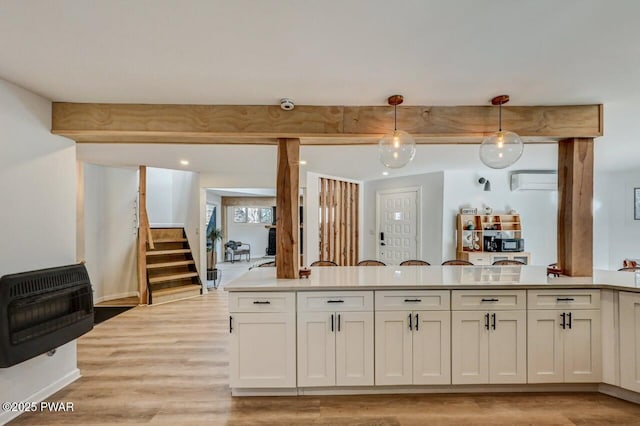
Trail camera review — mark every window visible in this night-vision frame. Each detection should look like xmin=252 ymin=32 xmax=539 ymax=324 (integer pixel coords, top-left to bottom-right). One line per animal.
xmin=233 ymin=207 xmax=273 ymax=224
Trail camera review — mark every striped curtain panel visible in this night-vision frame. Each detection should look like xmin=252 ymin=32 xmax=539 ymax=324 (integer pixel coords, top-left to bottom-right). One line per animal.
xmin=318 ymin=178 xmax=359 ymax=266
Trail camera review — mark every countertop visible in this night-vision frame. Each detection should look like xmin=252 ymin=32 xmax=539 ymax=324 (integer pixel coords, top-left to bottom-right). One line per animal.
xmin=223 ymin=265 xmax=640 ymax=293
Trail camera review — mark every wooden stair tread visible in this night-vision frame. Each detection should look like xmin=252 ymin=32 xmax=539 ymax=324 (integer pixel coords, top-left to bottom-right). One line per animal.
xmin=149 ymin=272 xmax=199 ymax=284
xmin=152 ymin=284 xmax=201 ymax=296
xmin=147 ymin=260 xmax=195 ymax=269
xmin=147 ymin=249 xmax=191 ymax=256
xmin=152 ymin=238 xmax=187 ymax=243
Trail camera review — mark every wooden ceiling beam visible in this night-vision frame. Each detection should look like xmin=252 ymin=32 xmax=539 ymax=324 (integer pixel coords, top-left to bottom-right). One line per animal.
xmin=52 ymin=102 xmax=603 ymax=145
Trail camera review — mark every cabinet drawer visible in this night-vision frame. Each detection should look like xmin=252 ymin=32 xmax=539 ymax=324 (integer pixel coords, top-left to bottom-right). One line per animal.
xmin=466 ymin=253 xmax=491 ymax=265
xmin=297 ymin=291 xmax=373 ymax=312
xmin=528 ymin=289 xmax=600 ymax=310
xmin=375 ymin=290 xmax=450 ymax=311
xmin=229 ymin=292 xmax=295 ymax=313
xmin=451 ymin=290 xmax=526 ymax=311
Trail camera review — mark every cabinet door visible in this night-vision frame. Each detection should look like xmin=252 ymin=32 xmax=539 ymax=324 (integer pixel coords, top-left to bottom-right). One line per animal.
xmin=375 ymin=311 xmax=412 ymax=385
xmin=489 ymin=310 xmax=526 ymax=384
xmin=620 ymin=292 xmax=640 ymax=393
xmin=451 ymin=311 xmax=489 ymax=384
xmin=564 ymin=309 xmax=602 ymax=383
xmin=297 ymin=312 xmax=335 ymax=387
xmin=527 ymin=310 xmax=564 ymax=383
xmin=230 ymin=313 xmax=296 ymax=388
xmin=413 ymin=311 xmax=451 ymax=385
xmin=335 ymin=311 xmax=374 ymax=386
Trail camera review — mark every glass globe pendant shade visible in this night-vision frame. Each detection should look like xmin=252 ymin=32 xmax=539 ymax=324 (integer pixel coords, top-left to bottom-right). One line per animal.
xmin=378 ymin=130 xmax=416 ymax=168
xmin=479 ymin=130 xmax=524 ymax=169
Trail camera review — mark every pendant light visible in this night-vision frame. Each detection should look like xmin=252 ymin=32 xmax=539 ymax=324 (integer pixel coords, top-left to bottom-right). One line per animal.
xmin=479 ymin=95 xmax=524 ymax=169
xmin=378 ymin=95 xmax=416 ymax=168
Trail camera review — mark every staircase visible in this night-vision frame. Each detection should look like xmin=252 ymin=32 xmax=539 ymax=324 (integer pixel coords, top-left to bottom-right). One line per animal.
xmin=145 ymin=228 xmax=202 ymax=305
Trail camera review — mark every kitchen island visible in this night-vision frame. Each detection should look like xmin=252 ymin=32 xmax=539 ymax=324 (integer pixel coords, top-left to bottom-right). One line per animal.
xmin=225 ymin=266 xmax=640 ymax=403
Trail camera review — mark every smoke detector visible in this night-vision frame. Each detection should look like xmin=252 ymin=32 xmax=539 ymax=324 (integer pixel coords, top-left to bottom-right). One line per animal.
xmin=280 ymin=98 xmax=295 ymax=111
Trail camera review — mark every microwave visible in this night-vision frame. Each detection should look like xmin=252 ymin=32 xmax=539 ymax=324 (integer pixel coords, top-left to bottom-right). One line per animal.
xmin=495 ymin=238 xmax=524 ymax=252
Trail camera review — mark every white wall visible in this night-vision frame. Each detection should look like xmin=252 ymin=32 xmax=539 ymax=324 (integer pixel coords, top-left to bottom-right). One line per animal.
xmin=147 ymin=168 xmax=175 ymax=225
xmin=597 ymin=169 xmax=640 ymax=269
xmin=0 ymin=78 xmax=80 ymax=424
xmin=226 ymin=206 xmax=270 ymax=259
xmin=82 ymin=163 xmax=139 ymax=302
xmin=442 ymin=170 xmax=558 ymax=266
xmin=362 ymin=172 xmax=444 ymax=264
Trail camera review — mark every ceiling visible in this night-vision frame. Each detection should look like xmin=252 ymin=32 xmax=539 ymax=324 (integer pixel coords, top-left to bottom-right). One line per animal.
xmin=2 ymin=0 xmax=639 ymax=171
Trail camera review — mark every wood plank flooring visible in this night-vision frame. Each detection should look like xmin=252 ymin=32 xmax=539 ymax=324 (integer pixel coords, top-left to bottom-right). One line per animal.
xmin=10 ymin=290 xmax=640 ymax=425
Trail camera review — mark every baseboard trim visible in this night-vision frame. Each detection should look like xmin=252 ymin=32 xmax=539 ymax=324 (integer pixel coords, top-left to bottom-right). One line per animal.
xmin=231 ymin=388 xmax=298 ymax=397
xmin=0 ymin=368 xmax=81 ymax=424
xmin=599 ymin=383 xmax=640 ymax=404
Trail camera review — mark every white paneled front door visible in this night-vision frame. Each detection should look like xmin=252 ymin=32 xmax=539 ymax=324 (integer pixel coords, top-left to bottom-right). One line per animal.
xmin=377 ymin=188 xmax=418 ymax=265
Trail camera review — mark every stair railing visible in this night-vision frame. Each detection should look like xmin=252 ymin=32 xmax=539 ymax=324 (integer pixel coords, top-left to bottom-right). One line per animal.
xmin=137 ymin=166 xmax=154 ymax=305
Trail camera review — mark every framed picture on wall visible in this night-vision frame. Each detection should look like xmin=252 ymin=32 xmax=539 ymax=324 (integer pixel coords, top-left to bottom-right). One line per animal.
xmin=635 ymin=188 xmax=640 ymax=220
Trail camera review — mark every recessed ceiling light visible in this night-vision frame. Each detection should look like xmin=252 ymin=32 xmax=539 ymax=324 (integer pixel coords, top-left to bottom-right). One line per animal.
xmin=299 ymin=160 xmax=307 ymax=165
xmin=180 ymin=160 xmax=189 ymax=166
xmin=382 ymin=171 xmax=389 ymax=176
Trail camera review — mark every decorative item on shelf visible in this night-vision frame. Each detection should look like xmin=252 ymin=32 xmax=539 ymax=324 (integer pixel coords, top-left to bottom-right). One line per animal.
xmin=509 ymin=208 xmax=518 ymax=214
xmin=299 ymin=267 xmax=311 ymax=279
xmin=479 ymin=95 xmax=524 ymax=169
xmin=460 ymin=207 xmax=477 ymax=215
xmin=464 ymin=220 xmax=475 ymax=230
xmin=378 ymin=95 xmax=416 ymax=168
xmin=484 ymin=206 xmax=493 ymax=215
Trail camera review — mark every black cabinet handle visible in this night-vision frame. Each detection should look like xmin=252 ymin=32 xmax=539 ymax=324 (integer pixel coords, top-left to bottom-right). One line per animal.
xmin=491 ymin=313 xmax=496 ymax=330
xmin=481 ymin=298 xmax=499 ymax=302
xmin=229 ymin=316 xmax=233 ymax=333
xmin=561 ymin=312 xmax=566 ymax=329
xmin=331 ymin=314 xmax=334 ymax=332
xmin=409 ymin=313 xmax=413 ymax=331
xmin=556 ymin=297 xmax=575 ymax=302
xmin=567 ymin=312 xmax=572 ymax=329
xmin=327 ymin=300 xmax=344 ymax=303
xmin=485 ymin=313 xmax=490 ymax=330
xmin=404 ymin=299 xmax=422 ymax=303
xmin=253 ymin=301 xmax=271 ymax=304
xmin=338 ymin=314 xmax=341 ymax=332
xmin=415 ymin=313 xmax=419 ymax=331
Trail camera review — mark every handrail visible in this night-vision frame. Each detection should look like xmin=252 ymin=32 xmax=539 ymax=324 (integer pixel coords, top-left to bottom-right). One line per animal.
xmin=137 ymin=165 xmax=152 ymax=305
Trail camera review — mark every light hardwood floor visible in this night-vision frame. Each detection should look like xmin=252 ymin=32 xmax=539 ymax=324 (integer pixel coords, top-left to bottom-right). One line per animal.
xmin=10 ymin=290 xmax=640 ymax=425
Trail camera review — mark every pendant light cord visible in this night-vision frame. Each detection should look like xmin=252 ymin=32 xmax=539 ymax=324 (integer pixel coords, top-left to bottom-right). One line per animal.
xmin=498 ymin=103 xmax=502 ymax=132
xmin=394 ymin=104 xmax=397 ymax=131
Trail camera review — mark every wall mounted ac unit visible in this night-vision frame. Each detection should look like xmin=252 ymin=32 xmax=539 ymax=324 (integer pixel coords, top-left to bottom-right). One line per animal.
xmin=510 ymin=170 xmax=557 ymax=191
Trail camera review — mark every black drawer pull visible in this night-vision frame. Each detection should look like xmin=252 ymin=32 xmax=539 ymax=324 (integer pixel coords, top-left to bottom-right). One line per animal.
xmin=253 ymin=301 xmax=271 ymax=304
xmin=404 ymin=299 xmax=422 ymax=302
xmin=556 ymin=297 xmax=575 ymax=302
xmin=481 ymin=298 xmax=499 ymax=302
xmin=327 ymin=300 xmax=344 ymax=303
xmin=229 ymin=316 xmax=233 ymax=333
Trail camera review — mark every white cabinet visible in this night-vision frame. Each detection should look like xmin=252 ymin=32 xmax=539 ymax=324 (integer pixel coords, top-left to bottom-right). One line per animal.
xmin=375 ymin=310 xmax=451 ymax=385
xmin=374 ymin=291 xmax=451 ymax=386
xmin=297 ymin=292 xmax=374 ymax=387
xmin=229 ymin=311 xmax=296 ymax=388
xmin=620 ymin=292 xmax=640 ymax=393
xmin=528 ymin=307 xmax=601 ymax=383
xmin=451 ymin=310 xmax=526 ymax=384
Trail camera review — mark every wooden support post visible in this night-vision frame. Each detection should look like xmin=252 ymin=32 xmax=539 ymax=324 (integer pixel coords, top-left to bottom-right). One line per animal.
xmin=276 ymin=138 xmax=300 ymax=279
xmin=557 ymin=138 xmax=594 ymax=276
xmin=137 ymin=166 xmax=149 ymax=304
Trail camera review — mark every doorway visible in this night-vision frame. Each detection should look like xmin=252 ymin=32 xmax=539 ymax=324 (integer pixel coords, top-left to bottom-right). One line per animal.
xmin=376 ymin=187 xmax=420 ymax=265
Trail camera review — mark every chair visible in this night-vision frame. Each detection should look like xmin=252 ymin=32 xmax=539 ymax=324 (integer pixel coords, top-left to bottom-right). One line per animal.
xmin=399 ymin=260 xmax=430 ymax=266
xmin=492 ymin=260 xmax=526 ymax=266
xmin=257 ymin=261 xmax=276 ymax=267
xmin=442 ymin=260 xmax=474 ymax=266
xmin=310 ymin=260 xmax=337 ymax=267
xmin=357 ymin=260 xmax=386 ymax=266
xmin=224 ymin=240 xmax=251 ymax=263
xmin=618 ymin=267 xmax=640 ymax=272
